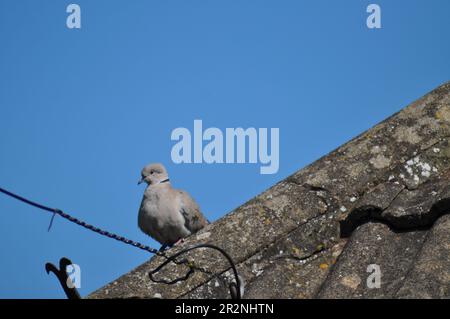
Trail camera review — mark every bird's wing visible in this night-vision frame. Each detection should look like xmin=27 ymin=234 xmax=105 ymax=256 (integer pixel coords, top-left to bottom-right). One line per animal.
xmin=178 ymin=190 xmax=209 ymax=233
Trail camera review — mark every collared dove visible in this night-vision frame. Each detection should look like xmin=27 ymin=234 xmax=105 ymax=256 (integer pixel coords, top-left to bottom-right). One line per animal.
xmin=137 ymin=163 xmax=209 ymax=249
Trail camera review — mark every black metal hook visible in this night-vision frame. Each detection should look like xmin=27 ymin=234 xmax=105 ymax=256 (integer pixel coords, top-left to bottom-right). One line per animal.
xmin=45 ymin=257 xmax=81 ymax=299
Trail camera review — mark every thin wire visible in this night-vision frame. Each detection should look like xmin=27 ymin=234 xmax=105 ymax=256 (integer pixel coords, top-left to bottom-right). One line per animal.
xmin=47 ymin=212 xmax=56 ymax=232
xmin=0 ymin=186 xmax=163 ymax=256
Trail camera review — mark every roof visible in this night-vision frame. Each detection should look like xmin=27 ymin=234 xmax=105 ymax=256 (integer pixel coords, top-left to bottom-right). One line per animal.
xmin=89 ymin=81 xmax=450 ymax=299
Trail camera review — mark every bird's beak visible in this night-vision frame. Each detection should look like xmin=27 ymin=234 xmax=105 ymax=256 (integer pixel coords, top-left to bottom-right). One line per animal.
xmin=138 ymin=178 xmax=144 ymax=185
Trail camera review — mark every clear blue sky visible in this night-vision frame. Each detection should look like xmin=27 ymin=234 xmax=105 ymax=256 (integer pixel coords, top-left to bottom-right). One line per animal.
xmin=0 ymin=0 xmax=449 ymax=298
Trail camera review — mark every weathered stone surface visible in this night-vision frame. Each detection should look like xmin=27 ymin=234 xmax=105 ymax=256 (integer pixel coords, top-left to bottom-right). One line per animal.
xmin=88 ymin=81 xmax=450 ymax=299
xmin=395 ymin=214 xmax=450 ymax=298
xmin=317 ymin=222 xmax=428 ymax=298
xmin=182 ymin=213 xmax=342 ymax=299
xmin=243 ymin=243 xmax=344 ymax=299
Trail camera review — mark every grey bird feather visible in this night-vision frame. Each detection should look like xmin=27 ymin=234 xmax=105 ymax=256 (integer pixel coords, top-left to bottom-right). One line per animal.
xmin=137 ymin=163 xmax=209 ymax=247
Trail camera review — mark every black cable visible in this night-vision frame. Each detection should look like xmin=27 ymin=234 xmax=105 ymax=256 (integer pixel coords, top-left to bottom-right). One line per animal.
xmin=149 ymin=243 xmax=242 ymax=299
xmin=0 ymin=186 xmax=162 ymax=256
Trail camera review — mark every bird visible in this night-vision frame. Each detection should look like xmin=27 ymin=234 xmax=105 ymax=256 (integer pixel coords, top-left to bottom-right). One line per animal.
xmin=137 ymin=163 xmax=209 ymax=250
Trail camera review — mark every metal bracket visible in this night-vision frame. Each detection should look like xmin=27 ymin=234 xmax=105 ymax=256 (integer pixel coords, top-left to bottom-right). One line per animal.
xmin=45 ymin=257 xmax=81 ymax=299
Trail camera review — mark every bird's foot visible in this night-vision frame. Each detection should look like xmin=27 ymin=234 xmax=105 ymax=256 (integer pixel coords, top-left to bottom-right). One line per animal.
xmin=173 ymin=238 xmax=185 ymax=246
xmin=158 ymin=239 xmax=184 ymax=253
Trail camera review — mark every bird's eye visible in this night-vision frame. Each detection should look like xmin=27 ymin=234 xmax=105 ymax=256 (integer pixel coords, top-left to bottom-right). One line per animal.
xmin=150 ymin=171 xmax=154 ymax=175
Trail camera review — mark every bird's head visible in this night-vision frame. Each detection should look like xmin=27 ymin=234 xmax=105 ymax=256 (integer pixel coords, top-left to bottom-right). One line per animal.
xmin=138 ymin=163 xmax=169 ymax=186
